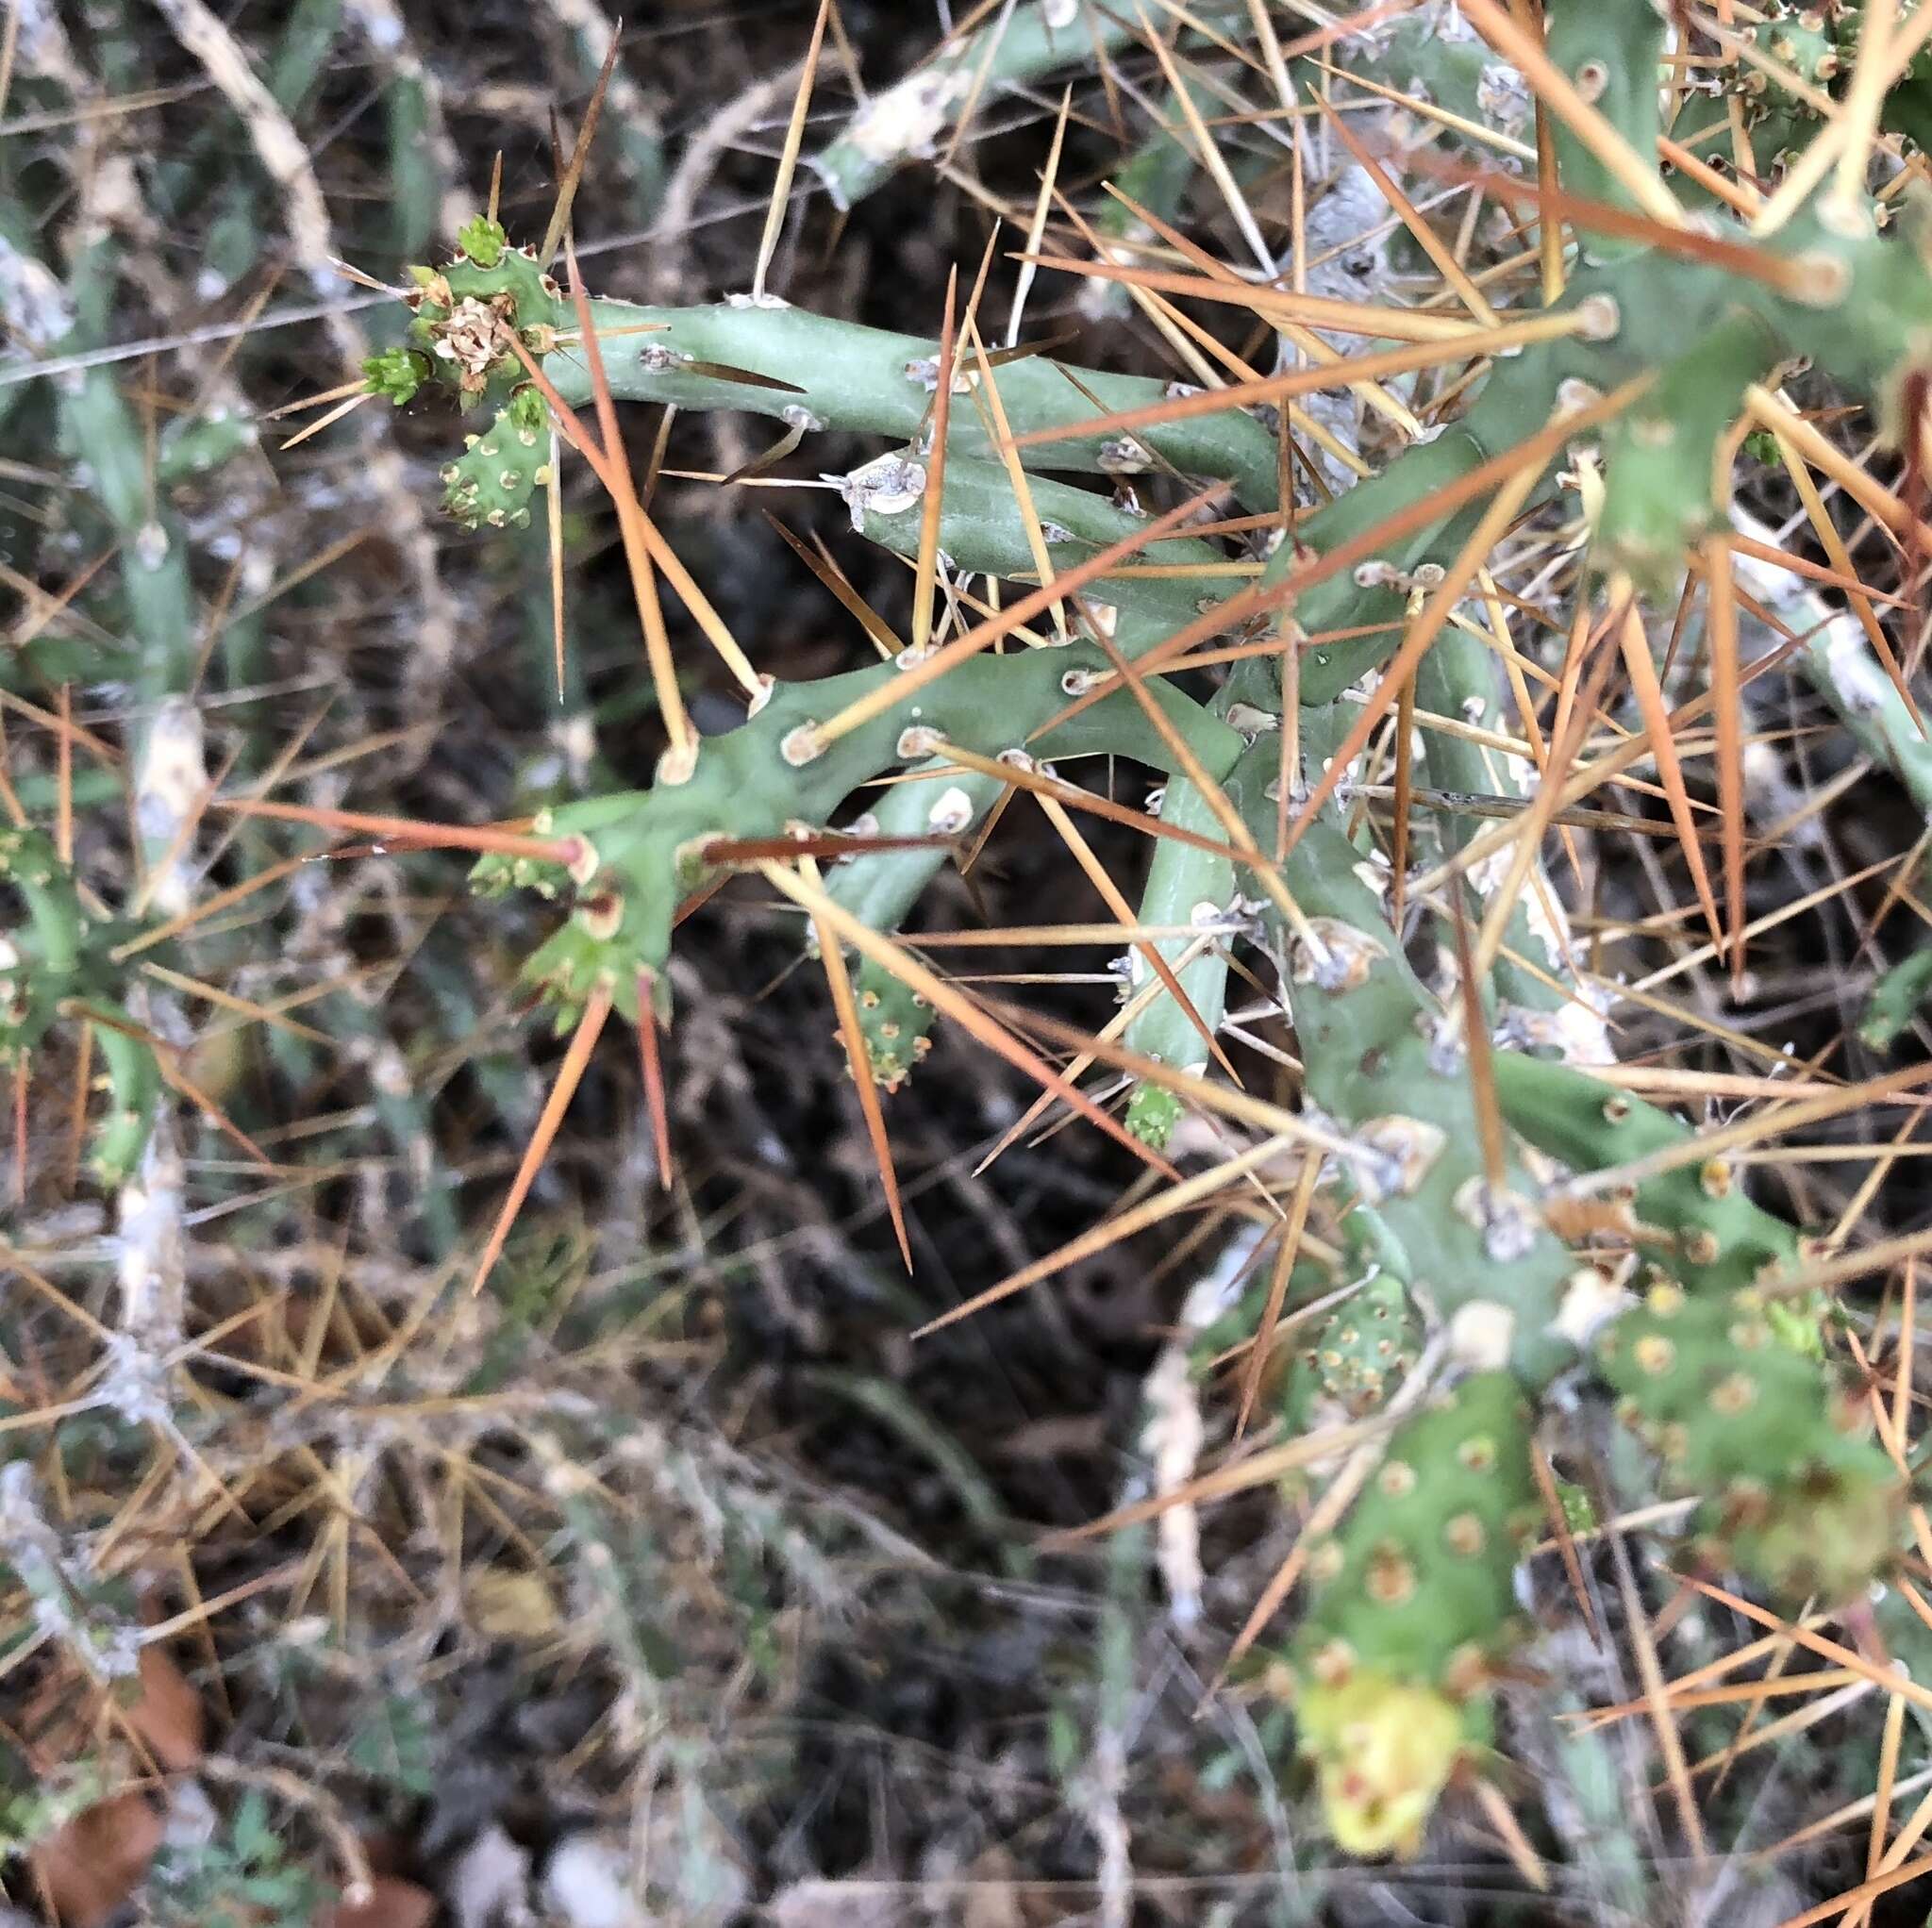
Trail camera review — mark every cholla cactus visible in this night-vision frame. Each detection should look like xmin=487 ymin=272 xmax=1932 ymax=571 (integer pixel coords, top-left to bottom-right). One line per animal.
xmin=367 ymin=0 xmax=1932 ymax=1863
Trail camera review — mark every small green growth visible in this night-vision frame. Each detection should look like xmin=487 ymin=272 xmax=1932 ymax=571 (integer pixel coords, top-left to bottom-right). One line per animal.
xmin=852 ymin=956 xmax=934 ymax=1091
xmin=347 ymin=1687 xmax=438 ymax=1796
xmin=363 ymin=346 xmax=431 ymax=406
xmin=1858 ymin=945 xmax=1932 ymax=1049
xmin=1 ymin=1757 xmax=108 ymax=1856
xmin=148 ymin=1787 xmax=325 ymax=1928
xmin=507 ymin=384 xmax=548 ymax=436
xmin=457 ymin=212 xmax=509 ymax=268
xmin=1283 ymin=1271 xmax=1424 ymax=1436
xmin=1 ymin=827 xmax=166 ymax=1184
xmin=1554 ymin=1478 xmax=1596 ymax=1536
xmin=156 ymin=407 xmax=258 ymax=482
xmin=1125 ymin=1079 xmax=1184 ymax=1148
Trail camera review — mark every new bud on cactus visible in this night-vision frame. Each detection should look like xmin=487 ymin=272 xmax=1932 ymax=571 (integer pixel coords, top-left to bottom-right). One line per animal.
xmin=363 ymin=346 xmax=431 ymax=407
xmin=1283 ymin=1272 xmax=1424 ymax=1438
xmin=455 ymin=213 xmax=509 ymax=269
xmin=1597 ymin=1283 xmax=1902 ymax=1604
xmin=850 ymin=959 xmax=933 ymax=1090
xmin=1125 ymin=1080 xmax=1185 ymax=1148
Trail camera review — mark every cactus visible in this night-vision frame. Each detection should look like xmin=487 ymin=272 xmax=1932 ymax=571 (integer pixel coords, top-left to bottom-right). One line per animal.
xmin=1596 ymin=1283 xmax=1899 ymax=1604
xmin=811 ymin=1 xmax=1172 ymax=213
xmin=824 ymin=761 xmax=1003 ymax=1083
xmin=404 ymin=258 xmax=1281 ymax=526
xmin=310 ymin=0 xmax=1932 ymax=1866
xmin=1281 ymin=1270 xmax=1425 ymax=1439
xmin=1285 ymin=1371 xmax=1541 ymax=1858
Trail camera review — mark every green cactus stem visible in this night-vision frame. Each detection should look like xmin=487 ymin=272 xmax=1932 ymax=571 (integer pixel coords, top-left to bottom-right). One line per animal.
xmin=824 ymin=760 xmax=1005 ymax=1086
xmin=1595 ymin=311 xmax=1780 ymax=587
xmin=55 ymin=245 xmax=199 ymax=706
xmin=1246 ymin=0 xmax=1932 ymax=709
xmin=155 ymin=405 xmax=258 ymax=486
xmin=1410 ymin=618 xmax=1603 ymax=1041
xmin=400 ymin=242 xmax=1280 ymax=518
xmin=809 ymin=1 xmax=1149 ymax=213
xmin=1859 ymin=945 xmax=1932 ymax=1050
xmin=1595 ymin=1282 xmax=1901 ymax=1604
xmin=1490 ymin=1052 xmax=1800 ymax=1299
xmin=441 ymin=385 xmax=553 ymax=528
xmin=384 ymin=68 xmax=445 ymax=265
xmin=1274 ymin=195 xmax=1932 ymax=707
xmin=1206 ymin=721 xmax=1592 ymax=1389
xmin=803 ymin=446 xmax=1243 ymax=1091
xmin=471 ymin=647 xmax=1245 ymax=1022
xmin=1285 ymin=1371 xmax=1540 ymax=1858
xmin=543 ymin=0 xmax=665 ymax=224
xmin=87 ymin=1020 xmax=165 ymax=1190
xmin=1121 ymin=777 xmax=1241 ymax=1145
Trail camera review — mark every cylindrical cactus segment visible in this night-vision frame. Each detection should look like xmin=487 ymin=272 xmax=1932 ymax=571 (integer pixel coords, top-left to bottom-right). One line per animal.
xmin=1285 ymin=1371 xmax=1540 ymax=1856
xmin=475 ymin=647 xmax=1243 ymax=1016
xmin=1541 ymin=0 xmax=1664 ymax=249
xmin=809 ymin=0 xmax=1155 ymax=212
xmin=1490 ymin=1052 xmax=1799 ymax=1298
xmin=1595 ymin=1284 xmax=1903 ymax=1605
xmin=88 ymin=1021 xmax=164 ymax=1189
xmin=1123 ymin=778 xmax=1238 ymax=1146
xmin=1594 ymin=310 xmax=1779 ymax=586
xmin=400 ymin=241 xmax=1279 ymax=512
xmin=4 ymin=829 xmax=100 ymax=1061
xmin=824 ymin=761 xmax=1005 ymax=1090
xmin=441 ymin=387 xmax=553 ymax=530
xmin=849 ymin=960 xmax=936 ymax=1090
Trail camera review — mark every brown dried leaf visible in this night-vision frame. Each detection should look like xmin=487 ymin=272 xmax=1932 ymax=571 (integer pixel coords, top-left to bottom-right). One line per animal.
xmin=29 ymin=1787 xmax=164 ymax=1928
xmin=126 ymin=1641 xmax=206 ymax=1772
